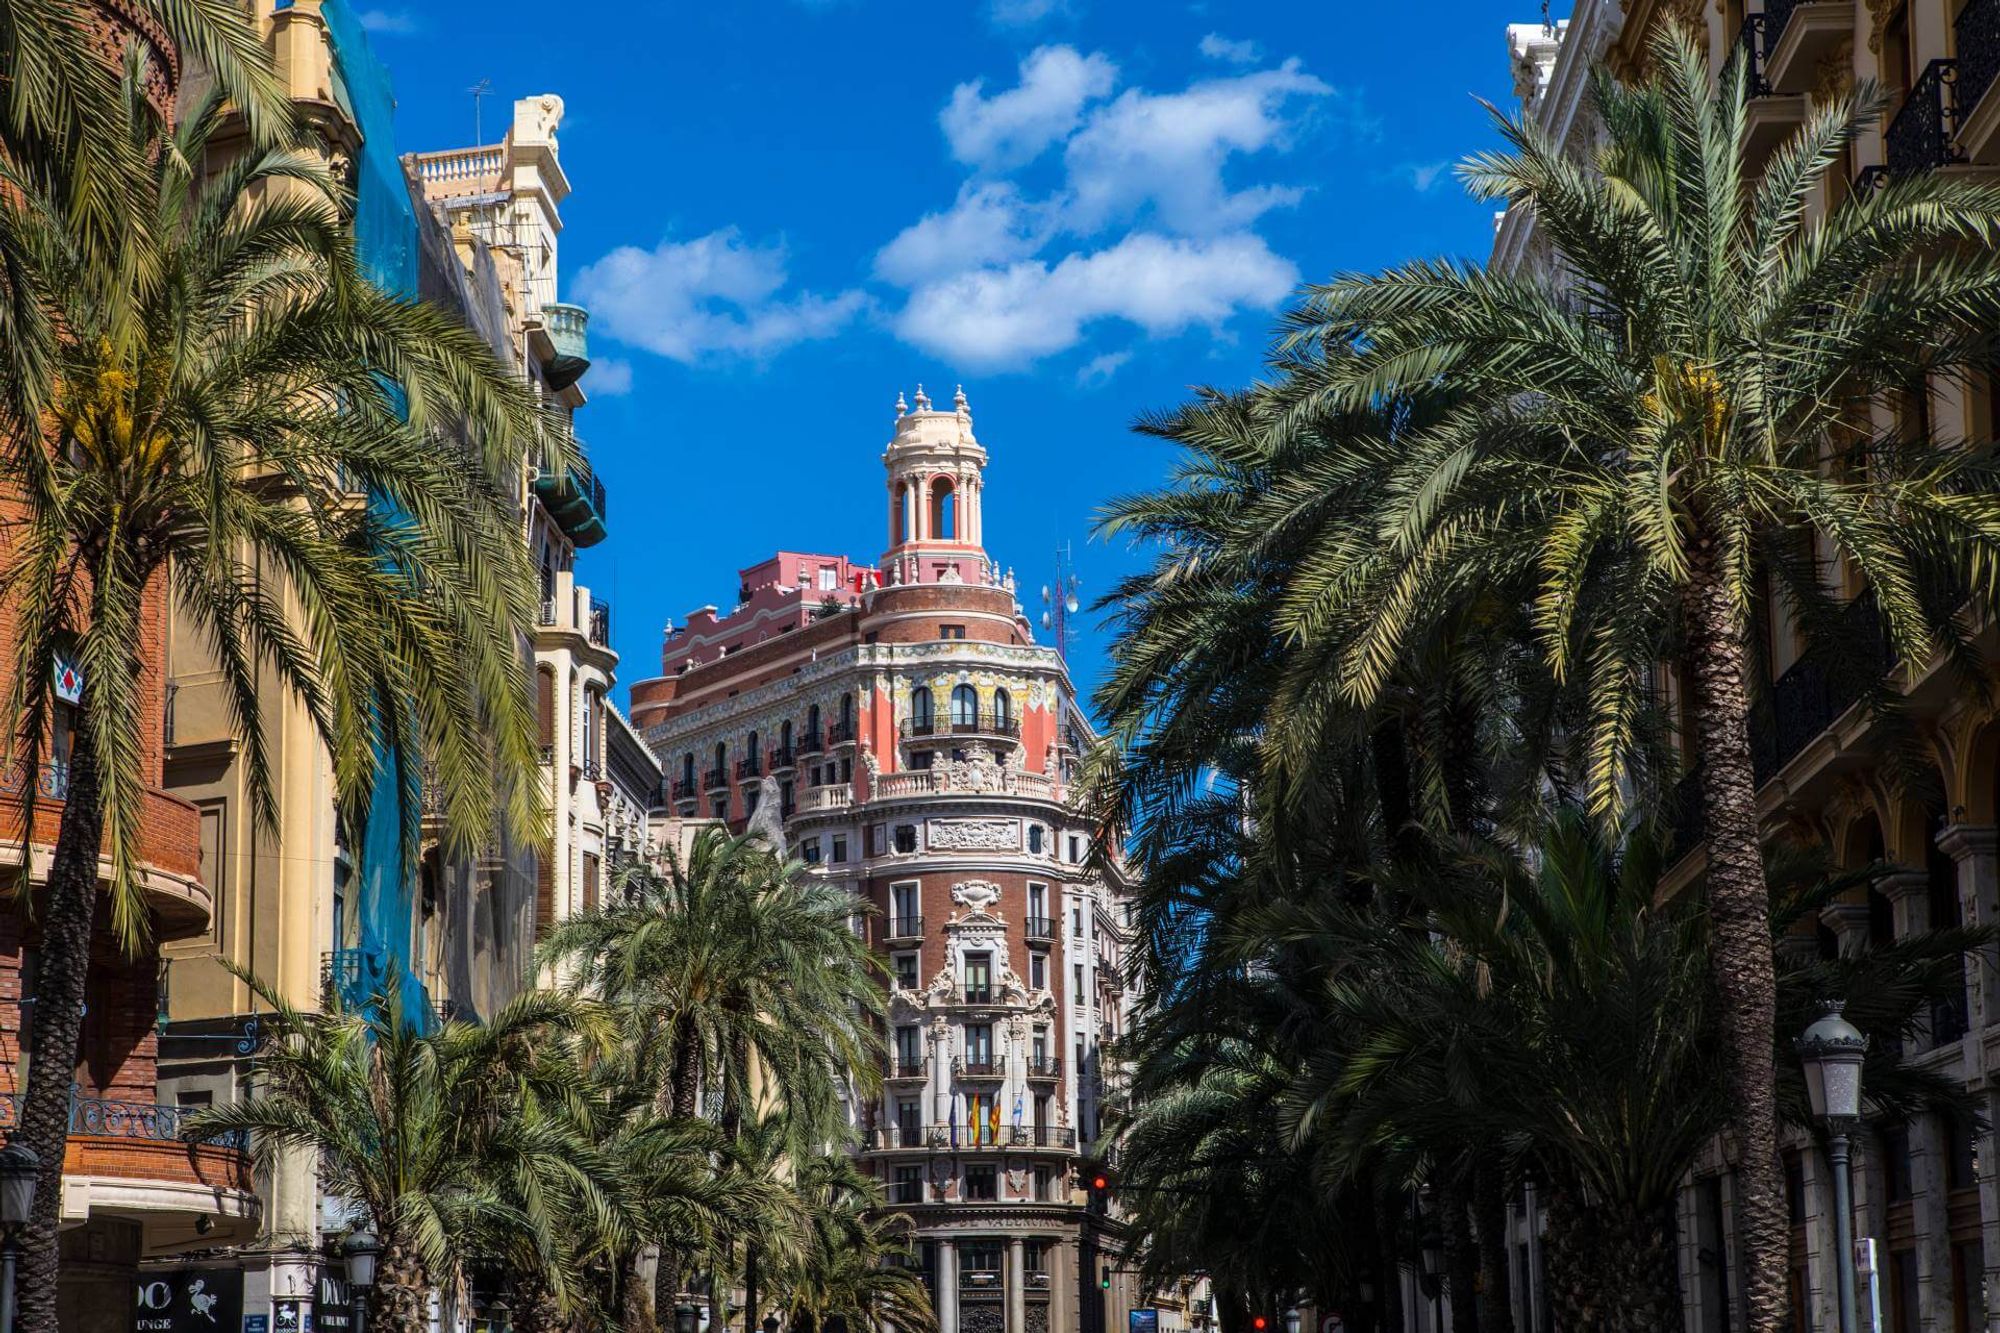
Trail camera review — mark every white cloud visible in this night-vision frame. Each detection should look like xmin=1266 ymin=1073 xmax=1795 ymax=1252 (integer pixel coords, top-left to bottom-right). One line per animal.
xmin=1197 ymin=33 xmax=1260 ymax=64
xmin=358 ymin=8 xmax=418 ymax=34
xmin=941 ymin=46 xmax=1117 ymax=171
xmin=893 ymin=231 xmax=1296 ymax=368
xmin=574 ymin=229 xmax=866 ymax=363
xmin=989 ymin=0 xmax=1075 ymax=25
xmin=587 ymin=356 xmax=634 ymax=396
xmin=1063 ymin=60 xmax=1331 ymax=234
xmin=1401 ymin=160 xmax=1452 ymax=192
xmin=1076 ymin=350 xmax=1132 ymax=385
xmin=874 ymin=182 xmax=1056 ymax=286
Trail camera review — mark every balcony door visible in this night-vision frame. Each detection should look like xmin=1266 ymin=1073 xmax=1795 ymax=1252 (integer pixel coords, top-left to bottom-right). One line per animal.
xmin=963 ymin=951 xmax=991 ymax=1000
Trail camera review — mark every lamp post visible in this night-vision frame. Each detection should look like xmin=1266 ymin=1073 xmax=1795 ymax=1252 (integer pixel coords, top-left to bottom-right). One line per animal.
xmin=343 ymin=1226 xmax=380 ymax=1333
xmin=676 ymin=1301 xmax=701 ymax=1333
xmin=0 ymin=1142 xmax=37 ymax=1333
xmin=1284 ymin=1307 xmax=1301 ymax=1333
xmin=487 ymin=1295 xmax=512 ymax=1333
xmin=1798 ymin=1001 xmax=1868 ymax=1333
xmin=1418 ymin=1232 xmax=1445 ymax=1333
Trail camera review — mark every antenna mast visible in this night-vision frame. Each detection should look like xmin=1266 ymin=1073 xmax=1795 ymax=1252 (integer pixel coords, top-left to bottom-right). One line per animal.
xmin=468 ymin=78 xmax=494 ymax=143
xmin=1039 ymin=542 xmax=1082 ymax=660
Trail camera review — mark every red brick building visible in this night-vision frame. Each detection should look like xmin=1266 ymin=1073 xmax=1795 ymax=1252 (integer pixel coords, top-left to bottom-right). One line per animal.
xmin=633 ymin=387 xmax=1149 ymax=1333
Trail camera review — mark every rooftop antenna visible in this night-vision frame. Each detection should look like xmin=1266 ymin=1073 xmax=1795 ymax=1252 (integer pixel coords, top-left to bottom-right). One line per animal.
xmin=468 ymin=78 xmax=494 ymax=143
xmin=1039 ymin=542 xmax=1082 ymax=661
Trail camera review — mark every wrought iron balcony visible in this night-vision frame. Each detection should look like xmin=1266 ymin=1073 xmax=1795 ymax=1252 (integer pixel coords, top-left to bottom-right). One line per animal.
xmin=768 ymin=745 xmax=796 ymax=771
xmin=541 ymin=302 xmax=590 ymax=392
xmin=703 ymin=767 xmax=729 ymax=792
xmin=0 ymin=1087 xmax=248 ymax=1151
xmin=901 ymin=712 xmax=1022 ymax=741
xmin=533 ymin=438 xmax=609 ymax=549
xmin=737 ymin=755 xmax=762 ymax=780
xmin=671 ymin=778 xmax=698 ymax=803
xmin=954 ymin=1056 xmax=1006 ymax=1079
xmin=884 ymin=916 xmax=924 ymax=941
xmin=587 ymin=596 xmax=611 ymax=647
xmin=797 ymin=728 xmax=824 ymax=755
xmin=888 ymin=1058 xmax=929 ymax=1080
xmin=827 ymin=718 xmax=857 ymax=745
xmin=1023 ymin=1056 xmax=1062 ymax=1080
xmin=1884 ymin=60 xmax=1964 ymax=176
xmin=1024 ymin=915 xmax=1058 ymax=941
xmin=1960 ymin=0 xmax=2000 ymax=129
xmin=1734 ymin=15 xmax=1771 ymax=98
xmin=962 ymin=985 xmax=994 ymax=1005
xmin=864 ymin=1123 xmax=1076 ymax=1151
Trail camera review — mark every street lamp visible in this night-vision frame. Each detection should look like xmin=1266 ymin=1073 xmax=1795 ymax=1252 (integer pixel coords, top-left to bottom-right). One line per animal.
xmin=1418 ymin=1229 xmax=1445 ymax=1332
xmin=676 ymin=1301 xmax=701 ymax=1333
xmin=344 ymin=1226 xmax=380 ymax=1333
xmin=1284 ymin=1307 xmax=1302 ymax=1333
xmin=487 ymin=1295 xmax=512 ymax=1333
xmin=1798 ymin=1000 xmax=1868 ymax=1333
xmin=0 ymin=1142 xmax=37 ymax=1333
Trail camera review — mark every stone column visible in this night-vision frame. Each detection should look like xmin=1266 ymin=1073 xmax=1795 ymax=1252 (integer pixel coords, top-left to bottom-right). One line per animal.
xmin=1881 ymin=870 xmax=1935 ymax=1048
xmin=1820 ymin=893 xmax=1872 ymax=957
xmin=1008 ymin=1237 xmax=1027 ymax=1333
xmin=937 ymin=1238 xmax=960 ymax=1333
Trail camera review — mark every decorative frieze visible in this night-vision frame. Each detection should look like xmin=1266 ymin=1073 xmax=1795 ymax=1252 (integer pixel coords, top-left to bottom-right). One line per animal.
xmin=930 ymin=819 xmax=1021 ymax=851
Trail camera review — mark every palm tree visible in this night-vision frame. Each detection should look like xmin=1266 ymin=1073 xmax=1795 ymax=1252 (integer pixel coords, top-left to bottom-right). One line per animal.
xmin=541 ymin=836 xmax=886 ymax=1316
xmin=773 ymin=1150 xmax=937 ymax=1333
xmin=188 ymin=975 xmax=622 ymax=1333
xmin=1164 ymin=25 xmax=2000 ymax=1320
xmin=2 ymin=80 xmax=550 ymax=1323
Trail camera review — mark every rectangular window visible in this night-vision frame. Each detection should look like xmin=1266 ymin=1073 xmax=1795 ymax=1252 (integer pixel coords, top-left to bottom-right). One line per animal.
xmin=939 ymin=625 xmax=966 ymax=640
xmin=894 ymin=825 xmax=919 ymax=854
xmin=710 ymin=798 xmax=727 ymax=820
xmin=894 ymin=953 xmax=920 ymax=991
xmin=891 ymin=882 xmax=919 ymax=926
xmin=893 ymin=1165 xmax=924 ymax=1205
xmin=869 ymin=823 xmax=888 ymax=856
xmin=802 ymin=838 xmax=822 ymax=865
xmin=1032 ymin=1165 xmax=1055 ymax=1202
xmin=831 ymin=835 xmax=848 ymax=863
xmin=1069 ymin=835 xmax=1084 ymax=862
xmin=582 ymin=852 xmax=600 ymax=914
xmin=1029 ymin=951 xmax=1047 ymax=990
xmin=1884 ymin=1124 xmax=1914 ymax=1201
xmin=819 ymin=567 xmax=839 ymax=590
xmin=1028 ymin=825 xmax=1044 ymax=854
xmin=964 ymin=1166 xmax=997 ymax=1200
xmin=911 ymin=749 xmax=935 ymax=770
xmin=1032 ymin=1026 xmax=1049 ymax=1064
xmin=1028 ymin=883 xmax=1046 ymax=917
xmin=1073 ymin=905 xmax=1083 ymax=933
xmin=895 ymin=1025 xmax=923 ymax=1066
xmin=964 ymin=953 xmax=992 ymax=1001
xmin=965 ymin=1023 xmax=994 ymax=1065
xmin=962 ymin=1239 xmax=1002 ymax=1272
xmin=1949 ymin=1114 xmax=1979 ymax=1190
xmin=896 ymin=1098 xmax=921 ymax=1131
xmin=1074 ymin=962 xmax=1085 ymax=998
xmin=1025 ymin=1240 xmax=1047 ymax=1273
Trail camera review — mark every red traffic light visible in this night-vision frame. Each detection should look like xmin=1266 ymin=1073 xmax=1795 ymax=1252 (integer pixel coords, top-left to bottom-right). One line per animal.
xmin=1092 ymin=1173 xmax=1109 ymax=1191
xmin=1253 ymin=1318 xmax=1268 ymax=1330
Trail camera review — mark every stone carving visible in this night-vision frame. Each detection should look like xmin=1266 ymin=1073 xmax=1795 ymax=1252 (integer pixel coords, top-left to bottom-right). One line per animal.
xmin=744 ymin=775 xmax=785 ymax=854
xmin=1866 ymin=0 xmax=1897 ymax=53
xmin=929 ymin=818 xmax=1019 ymax=851
xmin=962 ymin=1306 xmax=1004 ymax=1333
xmin=952 ymin=878 xmax=1002 ymax=912
xmin=1810 ymin=37 xmax=1854 ymax=104
xmin=1004 ymin=745 xmax=1025 ymax=773
xmin=1000 ymin=969 xmax=1030 ymax=1004
xmin=927 ymin=968 xmax=959 ymax=1002
xmin=861 ymin=748 xmax=881 ymax=779
xmin=943 ymin=749 xmax=1005 ymax=794
xmin=1026 ymin=1307 xmax=1050 ymax=1333
xmin=1006 ymin=1160 xmax=1029 ymax=1195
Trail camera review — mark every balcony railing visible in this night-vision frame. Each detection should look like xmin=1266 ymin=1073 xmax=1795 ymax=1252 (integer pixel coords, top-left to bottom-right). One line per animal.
xmin=737 ymin=755 xmax=763 ymax=780
xmin=588 ymin=596 xmax=611 ymax=647
xmin=884 ymin=916 xmax=924 ymax=940
xmin=797 ymin=728 xmax=824 ymax=755
xmin=542 ymin=302 xmax=591 ymax=392
xmin=533 ymin=441 xmax=609 ymax=549
xmin=671 ymin=778 xmax=698 ymax=803
xmin=538 ymin=594 xmax=558 ymax=627
xmin=962 ymin=985 xmax=994 ymax=1005
xmin=955 ymin=1056 xmax=1005 ymax=1078
xmin=1885 ymin=60 xmax=1964 ymax=175
xmin=901 ymin=712 xmax=1023 ymax=741
xmin=768 ymin=746 xmax=796 ymax=771
xmin=1735 ymin=15 xmax=1771 ymax=98
xmin=866 ymin=1124 xmax=1078 ymax=1151
xmin=827 ymin=718 xmax=857 ymax=745
xmin=0 ymin=1087 xmax=248 ymax=1151
xmin=961 ymin=1270 xmax=1003 ymax=1290
xmin=703 ymin=767 xmax=729 ymax=792
xmin=1763 ymin=0 xmax=1801 ymax=49
xmin=1024 ymin=915 xmax=1057 ymax=941
xmin=1961 ymin=0 xmax=2000 ymax=124
xmin=889 ymin=1058 xmax=928 ymax=1080
xmin=1023 ymin=1056 xmax=1062 ymax=1080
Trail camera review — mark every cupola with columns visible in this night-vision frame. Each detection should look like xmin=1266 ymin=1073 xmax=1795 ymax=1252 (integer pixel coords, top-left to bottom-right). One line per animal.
xmin=881 ymin=384 xmax=991 ymax=586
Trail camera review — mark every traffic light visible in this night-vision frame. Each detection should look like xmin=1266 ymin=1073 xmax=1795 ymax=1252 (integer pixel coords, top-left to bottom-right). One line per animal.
xmin=1101 ymin=1265 xmax=1112 ymax=1291
xmin=1083 ymin=1160 xmax=1113 ymax=1212
xmin=1252 ymin=1319 xmax=1268 ymax=1331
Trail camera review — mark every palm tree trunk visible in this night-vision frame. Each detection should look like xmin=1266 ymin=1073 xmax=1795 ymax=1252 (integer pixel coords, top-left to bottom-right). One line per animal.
xmin=745 ymin=1241 xmax=761 ymax=1333
xmin=1472 ymin=1167 xmax=1513 ymax=1333
xmin=1683 ymin=557 xmax=1785 ymax=1333
xmin=625 ymin=1248 xmax=661 ymax=1333
xmin=1540 ymin=1188 xmax=1675 ymax=1333
xmin=15 ymin=724 xmax=102 ymax=1333
xmin=373 ymin=1242 xmax=431 ymax=1333
xmin=1440 ymin=1180 xmax=1478 ymax=1333
xmin=657 ymin=1020 xmax=702 ymax=1324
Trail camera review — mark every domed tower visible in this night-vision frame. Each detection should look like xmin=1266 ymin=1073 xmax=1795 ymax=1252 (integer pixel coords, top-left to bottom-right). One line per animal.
xmin=881 ymin=385 xmax=990 ymax=586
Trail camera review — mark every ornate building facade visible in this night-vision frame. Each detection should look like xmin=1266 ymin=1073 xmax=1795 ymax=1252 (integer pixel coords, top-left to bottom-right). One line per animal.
xmin=1477 ymin=4 xmax=2000 ymax=1333
xmin=631 ymin=387 xmax=1149 ymax=1333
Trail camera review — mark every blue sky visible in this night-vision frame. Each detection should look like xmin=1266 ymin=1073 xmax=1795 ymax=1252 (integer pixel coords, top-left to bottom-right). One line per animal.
xmin=361 ymin=0 xmax=1529 ymax=712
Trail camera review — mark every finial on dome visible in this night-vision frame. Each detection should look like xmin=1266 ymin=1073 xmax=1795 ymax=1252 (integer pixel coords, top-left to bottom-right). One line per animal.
xmin=954 ymin=384 xmax=968 ymax=412
xmin=895 ymin=390 xmax=908 ymax=416
xmin=914 ymin=383 xmax=931 ymax=411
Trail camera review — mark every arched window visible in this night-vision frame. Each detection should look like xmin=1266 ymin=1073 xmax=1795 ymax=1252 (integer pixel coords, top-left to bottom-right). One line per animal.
xmin=682 ymin=753 xmax=695 ymax=787
xmin=780 ymin=719 xmax=793 ymax=751
xmin=895 ymin=482 xmax=911 ymax=545
xmin=807 ymin=703 xmax=822 ymax=738
xmin=713 ymin=741 xmax=727 ymax=778
xmin=840 ymin=693 xmax=854 ymax=729
xmin=993 ymin=687 xmax=1012 ymax=729
xmin=535 ymin=667 xmax=555 ymax=751
xmin=931 ymin=478 xmax=956 ymax=540
xmin=910 ymin=688 xmax=932 ymax=730
xmin=951 ymin=684 xmax=978 ymax=728
xmin=747 ymin=730 xmax=760 ymax=766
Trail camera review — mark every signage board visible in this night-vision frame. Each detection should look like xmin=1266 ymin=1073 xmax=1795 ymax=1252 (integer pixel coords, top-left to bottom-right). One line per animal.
xmin=316 ymin=1270 xmax=353 ymax=1333
xmin=274 ymin=1299 xmax=312 ymax=1333
xmin=243 ymin=1318 xmax=268 ymax=1333
xmin=52 ymin=651 xmax=82 ymax=705
xmin=134 ymin=1269 xmax=244 ymax=1333
xmin=1130 ymin=1311 xmax=1161 ymax=1333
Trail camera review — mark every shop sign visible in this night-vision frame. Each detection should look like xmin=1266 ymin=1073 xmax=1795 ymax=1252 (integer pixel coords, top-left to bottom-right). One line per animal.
xmin=1130 ymin=1312 xmax=1161 ymax=1333
xmin=134 ymin=1269 xmax=244 ymax=1332
xmin=316 ymin=1270 xmax=353 ymax=1333
xmin=243 ymin=1318 xmax=268 ymax=1333
xmin=274 ymin=1299 xmax=313 ymax=1333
